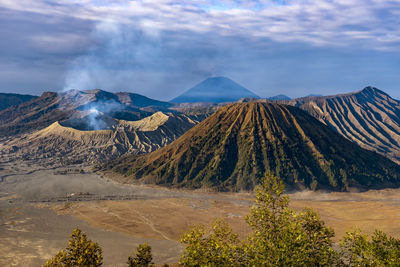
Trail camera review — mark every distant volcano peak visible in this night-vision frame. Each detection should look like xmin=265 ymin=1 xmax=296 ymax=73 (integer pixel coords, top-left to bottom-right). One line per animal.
xmin=203 ymin=76 xmax=237 ymax=83
xmin=171 ymin=76 xmax=259 ymax=103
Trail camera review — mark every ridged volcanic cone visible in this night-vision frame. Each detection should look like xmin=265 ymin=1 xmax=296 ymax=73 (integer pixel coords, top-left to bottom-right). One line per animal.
xmin=105 ymin=102 xmax=400 ymax=191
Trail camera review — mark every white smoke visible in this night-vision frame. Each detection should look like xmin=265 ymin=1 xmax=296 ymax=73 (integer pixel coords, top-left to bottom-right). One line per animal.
xmin=61 ymin=19 xmax=226 ymax=99
xmin=63 ymin=21 xmax=123 ymax=91
xmin=80 ymin=100 xmax=123 ymax=130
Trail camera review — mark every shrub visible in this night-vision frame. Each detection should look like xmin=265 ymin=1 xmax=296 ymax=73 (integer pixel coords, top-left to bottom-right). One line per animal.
xmin=127 ymin=243 xmax=154 ymax=267
xmin=43 ymin=228 xmax=102 ymax=267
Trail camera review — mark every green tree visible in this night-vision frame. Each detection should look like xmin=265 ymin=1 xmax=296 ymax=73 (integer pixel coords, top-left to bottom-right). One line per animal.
xmin=370 ymin=230 xmax=400 ymax=266
xmin=340 ymin=229 xmax=400 ymax=266
xmin=180 ymin=219 xmax=245 ymax=266
xmin=43 ymin=228 xmax=102 ymax=267
xmin=296 ymin=208 xmax=337 ymax=266
xmin=128 ymin=243 xmax=154 ymax=267
xmin=244 ymin=172 xmax=336 ymax=266
xmin=340 ymin=230 xmax=370 ymax=266
xmin=180 ymin=172 xmax=337 ymax=266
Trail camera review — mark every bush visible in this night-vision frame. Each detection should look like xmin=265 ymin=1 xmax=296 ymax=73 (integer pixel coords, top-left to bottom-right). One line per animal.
xmin=127 ymin=243 xmax=154 ymax=267
xmin=244 ymin=173 xmax=337 ymax=266
xmin=180 ymin=220 xmax=245 ymax=266
xmin=43 ymin=228 xmax=102 ymax=267
xmin=180 ymin=172 xmax=338 ymax=266
xmin=340 ymin=229 xmax=400 ymax=266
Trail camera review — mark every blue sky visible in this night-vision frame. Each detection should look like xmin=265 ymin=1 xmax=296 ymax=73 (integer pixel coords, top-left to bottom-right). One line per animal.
xmin=1 ymin=0 xmax=400 ymax=100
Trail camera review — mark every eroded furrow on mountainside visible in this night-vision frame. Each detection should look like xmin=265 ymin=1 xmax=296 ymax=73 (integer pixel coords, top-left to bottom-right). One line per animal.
xmin=104 ymin=102 xmax=400 ymax=191
xmin=287 ymin=87 xmax=400 ymax=163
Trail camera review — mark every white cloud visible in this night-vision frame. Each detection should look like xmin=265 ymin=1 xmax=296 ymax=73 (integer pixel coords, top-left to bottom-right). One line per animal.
xmin=1 ymin=0 xmax=399 ymax=50
xmin=2 ymin=0 xmax=400 ymax=98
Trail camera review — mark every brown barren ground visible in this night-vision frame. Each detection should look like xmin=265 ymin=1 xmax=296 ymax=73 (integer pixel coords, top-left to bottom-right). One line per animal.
xmin=51 ymin=191 xmax=400 ymax=245
xmin=289 ymin=190 xmax=400 ymax=240
xmin=51 ymin=198 xmax=252 ymax=241
xmin=2 ymin=160 xmax=400 ymax=266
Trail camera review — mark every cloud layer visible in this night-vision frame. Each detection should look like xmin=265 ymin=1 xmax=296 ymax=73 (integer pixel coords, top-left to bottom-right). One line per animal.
xmin=1 ymin=0 xmax=400 ymax=99
xmin=4 ymin=0 xmax=400 ymax=50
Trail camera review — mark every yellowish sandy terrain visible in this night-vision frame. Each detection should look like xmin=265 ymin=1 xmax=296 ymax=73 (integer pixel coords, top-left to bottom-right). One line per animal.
xmin=52 ymin=198 xmax=252 ymax=241
xmin=52 ymin=189 xmax=400 ymax=243
xmin=2 ymin=161 xmax=400 ymax=266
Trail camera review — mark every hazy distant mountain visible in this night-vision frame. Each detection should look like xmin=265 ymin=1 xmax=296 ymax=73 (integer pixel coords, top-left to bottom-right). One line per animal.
xmin=171 ymin=76 xmax=259 ymax=103
xmin=305 ymin=94 xmax=323 ymax=97
xmin=116 ymin=92 xmax=173 ymax=109
xmin=0 ymin=93 xmax=37 ymax=111
xmin=268 ymin=94 xmax=291 ymax=101
xmin=104 ymin=102 xmax=400 ymax=192
xmin=1 ymin=112 xmax=198 ymax=165
xmin=284 ymin=87 xmax=400 ymax=164
xmin=0 ymin=89 xmax=173 ymax=136
xmin=60 ymin=89 xmax=172 ymax=111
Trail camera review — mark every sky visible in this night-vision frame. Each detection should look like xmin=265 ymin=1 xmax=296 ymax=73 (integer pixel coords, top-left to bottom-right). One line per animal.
xmin=1 ymin=0 xmax=400 ymax=100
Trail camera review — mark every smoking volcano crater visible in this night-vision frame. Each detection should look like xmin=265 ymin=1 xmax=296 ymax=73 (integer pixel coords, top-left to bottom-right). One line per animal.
xmin=60 ymin=109 xmax=118 ymax=131
xmin=0 ymin=110 xmax=198 ymax=166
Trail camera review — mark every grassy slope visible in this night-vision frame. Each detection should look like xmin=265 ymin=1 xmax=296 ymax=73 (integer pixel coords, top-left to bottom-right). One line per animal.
xmin=105 ymin=102 xmax=400 ymax=191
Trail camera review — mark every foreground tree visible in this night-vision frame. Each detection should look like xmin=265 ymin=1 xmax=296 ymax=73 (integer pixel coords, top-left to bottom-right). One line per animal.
xmin=127 ymin=243 xmax=154 ymax=267
xmin=180 ymin=220 xmax=245 ymax=266
xmin=244 ymin=172 xmax=336 ymax=266
xmin=43 ymin=228 xmax=102 ymax=267
xmin=340 ymin=229 xmax=400 ymax=266
xmin=180 ymin=172 xmax=337 ymax=266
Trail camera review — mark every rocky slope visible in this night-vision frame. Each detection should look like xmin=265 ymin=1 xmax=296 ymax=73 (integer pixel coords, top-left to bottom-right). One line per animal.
xmin=268 ymin=94 xmax=291 ymax=101
xmin=0 ymin=93 xmax=37 ymax=111
xmin=116 ymin=92 xmax=173 ymax=110
xmin=0 ymin=92 xmax=68 ymax=136
xmin=283 ymin=87 xmax=400 ymax=163
xmin=0 ymin=112 xmax=197 ymax=165
xmin=104 ymin=102 xmax=400 ymax=192
xmin=0 ymin=89 xmax=172 ymax=136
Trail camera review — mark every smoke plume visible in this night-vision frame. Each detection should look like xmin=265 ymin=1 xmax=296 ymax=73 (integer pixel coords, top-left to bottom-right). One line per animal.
xmin=62 ymin=20 xmax=230 ymax=100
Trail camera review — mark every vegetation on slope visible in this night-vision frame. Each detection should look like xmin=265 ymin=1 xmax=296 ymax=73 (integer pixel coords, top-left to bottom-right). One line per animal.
xmin=105 ymin=102 xmax=400 ymax=191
